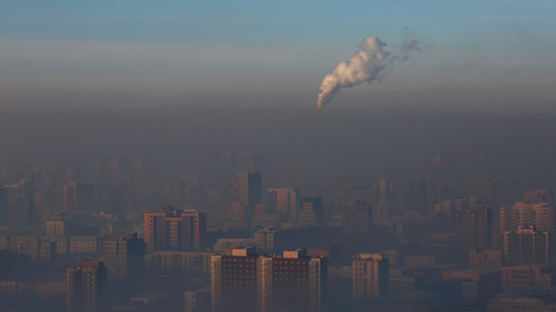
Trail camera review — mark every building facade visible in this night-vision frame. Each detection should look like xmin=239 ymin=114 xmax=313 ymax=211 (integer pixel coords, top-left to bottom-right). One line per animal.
xmin=352 ymin=253 xmax=389 ymax=301
xmin=144 ymin=206 xmax=207 ymax=253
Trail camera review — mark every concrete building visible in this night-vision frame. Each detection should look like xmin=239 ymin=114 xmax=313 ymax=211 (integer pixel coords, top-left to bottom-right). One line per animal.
xmin=211 ymin=248 xmax=259 ymax=312
xmin=69 ymin=236 xmax=103 ymax=257
xmin=66 ymin=259 xmax=107 ymax=312
xmin=146 ymin=251 xmax=214 ymax=273
xmin=341 ymin=200 xmax=372 ymax=234
xmin=229 ymin=171 xmax=262 ymax=220
xmin=469 ymin=249 xmax=502 ymax=268
xmin=488 ymin=292 xmax=556 ymax=312
xmin=442 ymin=268 xmax=502 ymax=303
xmin=504 ymin=225 xmax=551 ymax=266
xmin=46 ymin=215 xmax=73 ymax=236
xmin=258 ymin=249 xmax=327 ymax=312
xmin=254 ymin=228 xmax=282 ymax=252
xmin=500 ymin=201 xmax=555 ymax=233
xmin=501 ymin=265 xmax=553 ymax=291
xmin=143 ymin=206 xmax=207 ymax=253
xmin=456 ymin=206 xmax=492 ymax=250
xmin=3 ymin=180 xmax=34 ymax=225
xmin=211 ymin=248 xmax=327 ymax=312
xmin=352 ymin=253 xmax=389 ymax=301
xmin=63 ymin=181 xmax=95 ymax=212
xmin=299 ymin=197 xmax=323 ymax=227
xmin=228 ymin=201 xmax=246 ymax=222
xmin=102 ymin=233 xmax=144 ymax=280
xmin=267 ymin=188 xmax=299 ymax=222
xmin=0 ymin=236 xmax=55 ymax=261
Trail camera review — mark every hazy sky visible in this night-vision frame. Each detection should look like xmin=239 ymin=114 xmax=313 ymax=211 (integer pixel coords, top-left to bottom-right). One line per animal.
xmin=1 ymin=0 xmax=555 ymax=109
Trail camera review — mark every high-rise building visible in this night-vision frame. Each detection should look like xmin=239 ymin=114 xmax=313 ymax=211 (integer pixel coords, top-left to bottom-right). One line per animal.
xmin=254 ymin=228 xmax=281 ymax=252
xmin=373 ymin=200 xmax=390 ymax=224
xmin=377 ymin=179 xmax=392 ymax=202
xmin=66 ymin=259 xmax=107 ymax=312
xmin=103 ymin=233 xmax=144 ymax=280
xmin=267 ymin=188 xmax=299 ymax=222
xmin=211 ymin=248 xmax=259 ymax=312
xmin=46 ymin=215 xmax=74 ymax=236
xmin=4 ymin=180 xmax=34 ymax=225
xmin=504 ymin=225 xmax=551 ymax=266
xmin=299 ymin=197 xmax=323 ymax=227
xmin=352 ymin=253 xmax=389 ymax=301
xmin=229 ymin=171 xmax=262 ymax=220
xmin=499 ymin=202 xmax=555 ymax=233
xmin=341 ymin=201 xmax=372 ymax=234
xmin=259 ymin=249 xmax=327 ymax=312
xmin=456 ymin=206 xmax=492 ymax=250
xmin=210 ymin=248 xmax=327 ymax=312
xmin=144 ymin=206 xmax=207 ymax=254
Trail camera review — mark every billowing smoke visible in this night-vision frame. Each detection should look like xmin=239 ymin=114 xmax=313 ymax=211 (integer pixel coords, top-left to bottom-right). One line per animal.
xmin=316 ymin=36 xmax=420 ymax=110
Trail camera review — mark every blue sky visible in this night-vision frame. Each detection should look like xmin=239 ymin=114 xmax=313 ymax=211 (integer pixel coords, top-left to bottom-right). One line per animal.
xmin=1 ymin=0 xmax=555 ymax=101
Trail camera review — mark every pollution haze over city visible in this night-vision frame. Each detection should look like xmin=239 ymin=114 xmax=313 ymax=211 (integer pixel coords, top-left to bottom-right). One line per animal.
xmin=1 ymin=1 xmax=556 ymax=312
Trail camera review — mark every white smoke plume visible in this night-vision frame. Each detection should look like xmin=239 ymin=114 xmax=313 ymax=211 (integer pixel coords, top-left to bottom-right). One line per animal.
xmin=316 ymin=36 xmax=420 ymax=110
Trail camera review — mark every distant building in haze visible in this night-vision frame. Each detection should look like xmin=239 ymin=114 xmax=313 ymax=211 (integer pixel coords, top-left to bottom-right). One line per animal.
xmin=185 ymin=288 xmax=211 ymax=312
xmin=228 ymin=202 xmax=246 ymax=222
xmin=103 ymin=233 xmax=144 ymax=280
xmin=63 ymin=181 xmax=95 ymax=211
xmin=456 ymin=206 xmax=492 ymax=250
xmin=267 ymin=188 xmax=299 ymax=222
xmin=254 ymin=228 xmax=282 ymax=252
xmin=341 ymin=201 xmax=372 ymax=234
xmin=299 ymin=197 xmax=323 ymax=227
xmin=66 ymin=259 xmax=107 ymax=312
xmin=501 ymin=265 xmax=553 ymax=291
xmin=504 ymin=225 xmax=551 ymax=266
xmin=3 ymin=179 xmax=34 ymax=225
xmin=500 ymin=202 xmax=555 ymax=233
xmin=143 ymin=206 xmax=207 ymax=253
xmin=469 ymin=249 xmax=502 ymax=268
xmin=352 ymin=253 xmax=389 ymax=301
xmin=229 ymin=171 xmax=262 ymax=220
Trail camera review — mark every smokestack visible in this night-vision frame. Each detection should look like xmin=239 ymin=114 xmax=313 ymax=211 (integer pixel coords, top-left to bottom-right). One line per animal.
xmin=316 ymin=35 xmax=420 ymax=110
